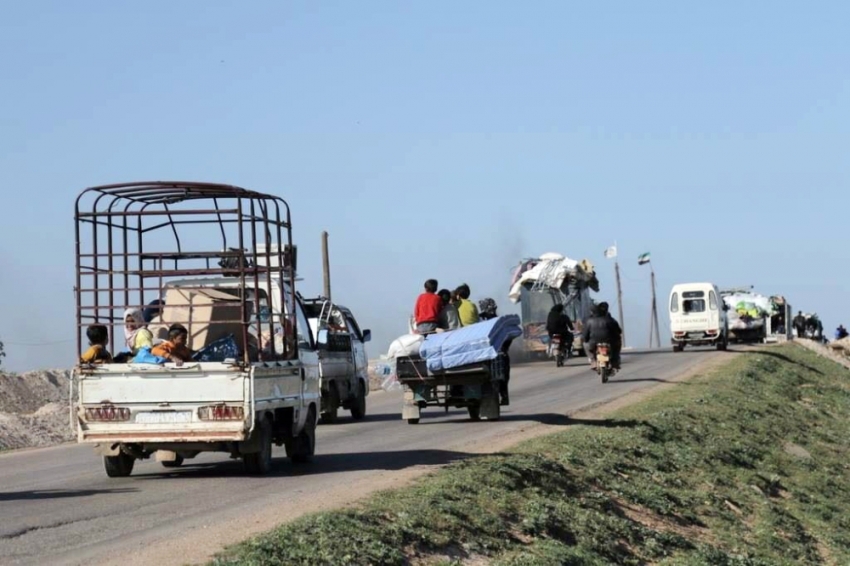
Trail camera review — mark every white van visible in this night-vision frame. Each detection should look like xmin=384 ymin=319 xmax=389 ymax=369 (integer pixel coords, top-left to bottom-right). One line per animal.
xmin=669 ymin=282 xmax=729 ymax=351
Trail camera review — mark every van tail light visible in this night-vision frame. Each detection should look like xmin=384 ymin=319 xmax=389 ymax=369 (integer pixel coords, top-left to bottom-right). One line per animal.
xmin=198 ymin=405 xmax=245 ymax=421
xmin=674 ymin=332 xmax=685 ymax=338
xmin=85 ymin=406 xmax=131 ymax=421
xmin=706 ymin=329 xmax=718 ymax=336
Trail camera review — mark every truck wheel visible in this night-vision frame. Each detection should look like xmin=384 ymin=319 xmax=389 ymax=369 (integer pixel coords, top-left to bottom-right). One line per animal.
xmin=287 ymin=408 xmax=316 ymax=464
xmin=243 ymin=418 xmax=274 ymax=475
xmin=407 ymin=418 xmax=420 ymax=425
xmin=320 ymin=386 xmax=339 ymax=424
xmin=350 ymin=381 xmax=367 ymax=420
xmin=161 ymin=455 xmax=184 ymax=468
xmin=467 ymin=404 xmax=481 ymax=421
xmin=104 ymin=452 xmax=135 ymax=478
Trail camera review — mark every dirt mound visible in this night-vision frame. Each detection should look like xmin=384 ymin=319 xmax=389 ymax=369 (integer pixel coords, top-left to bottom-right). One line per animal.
xmin=0 ymin=370 xmax=74 ymax=451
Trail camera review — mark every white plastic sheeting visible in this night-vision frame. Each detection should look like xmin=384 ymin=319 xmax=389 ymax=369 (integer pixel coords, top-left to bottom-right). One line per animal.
xmin=508 ymin=253 xmax=580 ymax=304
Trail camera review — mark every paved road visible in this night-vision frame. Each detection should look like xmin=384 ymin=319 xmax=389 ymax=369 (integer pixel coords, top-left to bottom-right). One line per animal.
xmin=0 ymin=348 xmax=730 ymax=565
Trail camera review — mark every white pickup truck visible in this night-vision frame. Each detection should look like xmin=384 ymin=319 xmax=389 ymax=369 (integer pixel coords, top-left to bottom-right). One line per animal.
xmin=73 ymin=278 xmax=321 ymax=477
xmin=72 ymin=181 xmax=328 ymax=478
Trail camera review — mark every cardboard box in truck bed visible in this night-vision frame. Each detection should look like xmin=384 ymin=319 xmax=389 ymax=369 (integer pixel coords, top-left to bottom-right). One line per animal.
xmin=149 ymin=287 xmax=247 ymax=351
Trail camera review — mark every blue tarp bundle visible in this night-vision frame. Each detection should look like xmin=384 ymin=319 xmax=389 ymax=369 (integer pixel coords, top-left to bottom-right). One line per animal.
xmin=419 ymin=314 xmax=522 ymax=372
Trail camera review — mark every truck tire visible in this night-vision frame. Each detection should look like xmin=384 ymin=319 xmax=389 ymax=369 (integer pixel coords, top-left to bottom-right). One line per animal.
xmin=320 ymin=385 xmax=339 ymax=424
xmin=350 ymin=381 xmax=367 ymax=420
xmin=467 ymin=404 xmax=481 ymax=421
xmin=243 ymin=418 xmax=274 ymax=475
xmin=407 ymin=418 xmax=420 ymax=425
xmin=673 ymin=343 xmax=685 ymax=352
xmin=161 ymin=455 xmax=184 ymax=468
xmin=287 ymin=408 xmax=316 ymax=464
xmin=104 ymin=452 xmax=135 ymax=478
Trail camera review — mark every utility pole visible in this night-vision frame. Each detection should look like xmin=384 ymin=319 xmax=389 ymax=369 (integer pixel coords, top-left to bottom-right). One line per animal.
xmin=650 ymin=266 xmax=661 ymax=348
xmin=605 ymin=243 xmax=626 ymax=348
xmin=321 ymin=231 xmax=331 ymax=301
xmin=614 ymin=252 xmax=626 ymax=348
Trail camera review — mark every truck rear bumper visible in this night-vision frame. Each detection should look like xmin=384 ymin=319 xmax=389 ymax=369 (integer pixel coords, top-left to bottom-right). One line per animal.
xmin=79 ymin=429 xmax=246 ymax=443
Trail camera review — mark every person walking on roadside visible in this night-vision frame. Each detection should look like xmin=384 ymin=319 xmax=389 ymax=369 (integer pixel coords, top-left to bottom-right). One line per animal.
xmin=836 ymin=325 xmax=848 ymax=340
xmin=413 ymin=279 xmax=442 ymax=334
xmin=793 ymin=311 xmax=807 ymax=339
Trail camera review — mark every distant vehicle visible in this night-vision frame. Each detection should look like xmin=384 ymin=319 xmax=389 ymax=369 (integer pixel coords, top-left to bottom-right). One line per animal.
xmin=300 ymin=297 xmax=371 ymax=423
xmin=669 ymin=282 xmax=729 ymax=352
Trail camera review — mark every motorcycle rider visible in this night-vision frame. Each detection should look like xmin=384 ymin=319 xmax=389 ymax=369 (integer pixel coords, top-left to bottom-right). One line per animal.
xmin=581 ymin=302 xmax=622 ymax=370
xmin=546 ymin=304 xmax=574 ymax=359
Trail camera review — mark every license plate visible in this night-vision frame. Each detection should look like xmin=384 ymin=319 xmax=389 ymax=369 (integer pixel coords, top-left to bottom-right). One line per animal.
xmin=135 ymin=411 xmax=193 ymax=424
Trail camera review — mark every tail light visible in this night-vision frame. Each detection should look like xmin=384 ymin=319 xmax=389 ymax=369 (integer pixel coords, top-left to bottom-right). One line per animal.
xmin=706 ymin=329 xmax=718 ymax=336
xmin=674 ymin=332 xmax=685 ymax=338
xmin=198 ymin=405 xmax=245 ymax=421
xmin=598 ymin=345 xmax=609 ymax=354
xmin=85 ymin=406 xmax=131 ymax=421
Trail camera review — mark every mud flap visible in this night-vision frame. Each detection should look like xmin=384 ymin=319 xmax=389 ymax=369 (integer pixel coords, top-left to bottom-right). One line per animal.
xmin=402 ymin=389 xmax=421 ymax=420
xmin=479 ymin=383 xmax=501 ymax=420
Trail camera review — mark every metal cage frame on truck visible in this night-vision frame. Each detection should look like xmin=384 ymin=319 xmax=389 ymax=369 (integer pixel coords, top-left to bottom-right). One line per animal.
xmin=74 ymin=181 xmax=298 ymax=365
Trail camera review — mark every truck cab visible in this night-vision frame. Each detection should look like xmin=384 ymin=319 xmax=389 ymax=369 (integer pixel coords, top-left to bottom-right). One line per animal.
xmin=669 ymin=282 xmax=729 ymax=351
xmin=300 ymin=297 xmax=371 ymax=423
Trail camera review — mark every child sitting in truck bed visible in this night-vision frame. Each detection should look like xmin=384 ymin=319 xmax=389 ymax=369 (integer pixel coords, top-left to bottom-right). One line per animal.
xmin=152 ymin=324 xmax=193 ymax=365
xmin=80 ymin=324 xmax=113 ymax=364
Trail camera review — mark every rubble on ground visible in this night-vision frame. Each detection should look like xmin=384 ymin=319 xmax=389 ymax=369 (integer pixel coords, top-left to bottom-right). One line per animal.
xmin=0 ymin=370 xmax=75 ymax=450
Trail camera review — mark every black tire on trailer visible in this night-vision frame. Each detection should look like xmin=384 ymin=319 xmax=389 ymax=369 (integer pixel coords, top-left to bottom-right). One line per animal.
xmin=467 ymin=404 xmax=481 ymax=421
xmin=103 ymin=452 xmax=135 ymax=478
xmin=287 ymin=407 xmax=316 ymax=464
xmin=600 ymin=367 xmax=610 ymax=383
xmin=243 ymin=417 xmax=274 ymax=475
xmin=350 ymin=380 xmax=367 ymax=420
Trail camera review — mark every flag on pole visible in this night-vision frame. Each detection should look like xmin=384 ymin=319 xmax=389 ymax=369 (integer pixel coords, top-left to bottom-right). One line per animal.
xmin=603 ymin=245 xmax=617 ymax=259
xmin=637 ymin=252 xmax=651 ymax=265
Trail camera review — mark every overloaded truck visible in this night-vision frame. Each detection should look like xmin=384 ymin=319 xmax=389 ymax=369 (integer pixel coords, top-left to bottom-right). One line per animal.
xmin=720 ymin=288 xmax=789 ymax=344
xmin=72 ymin=181 xmax=342 ymax=478
xmin=509 ymin=253 xmax=598 ymax=359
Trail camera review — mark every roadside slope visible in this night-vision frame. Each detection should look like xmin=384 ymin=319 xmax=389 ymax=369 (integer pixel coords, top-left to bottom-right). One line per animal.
xmin=212 ymin=344 xmax=850 ymax=566
xmin=0 ymin=370 xmax=73 ymax=450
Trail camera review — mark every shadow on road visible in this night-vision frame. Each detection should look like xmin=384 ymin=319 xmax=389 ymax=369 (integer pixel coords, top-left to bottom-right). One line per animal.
xmin=608 ymin=377 xmax=681 ymax=385
xmin=0 ymin=488 xmax=138 ymax=502
xmin=131 ymin=449 xmax=477 ymax=480
xmin=319 ymin=412 xmax=403 ymax=425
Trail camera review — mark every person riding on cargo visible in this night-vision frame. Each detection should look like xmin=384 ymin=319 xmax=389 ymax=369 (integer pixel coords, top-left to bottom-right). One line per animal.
xmin=124 ymin=307 xmax=153 ymax=355
xmin=80 ymin=324 xmax=113 ymax=364
xmin=581 ymin=302 xmax=622 ymax=370
xmin=478 ymin=298 xmax=498 ymax=321
xmin=413 ymin=279 xmax=443 ymax=334
xmin=546 ymin=304 xmax=573 ymax=357
xmin=455 ymin=284 xmax=480 ymax=326
xmin=152 ymin=324 xmax=194 ymax=366
xmin=437 ymin=288 xmax=461 ymax=330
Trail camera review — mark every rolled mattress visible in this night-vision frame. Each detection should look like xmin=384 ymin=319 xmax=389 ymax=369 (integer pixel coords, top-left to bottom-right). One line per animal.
xmin=419 ymin=314 xmax=522 ymax=372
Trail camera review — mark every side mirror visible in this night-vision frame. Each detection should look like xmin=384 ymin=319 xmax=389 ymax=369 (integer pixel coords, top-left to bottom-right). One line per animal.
xmin=317 ymin=329 xmax=329 ymax=348
xmin=362 ymin=329 xmax=372 ymax=343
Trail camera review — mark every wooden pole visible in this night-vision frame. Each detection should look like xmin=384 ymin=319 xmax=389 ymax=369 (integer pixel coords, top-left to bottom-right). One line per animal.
xmin=615 ymin=260 xmax=626 ymax=348
xmin=321 ymin=231 xmax=331 ymax=301
xmin=650 ymin=265 xmax=661 ymax=348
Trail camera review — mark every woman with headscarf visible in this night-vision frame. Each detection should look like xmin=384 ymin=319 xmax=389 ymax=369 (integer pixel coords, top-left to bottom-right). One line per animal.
xmin=123 ymin=307 xmax=154 ymax=355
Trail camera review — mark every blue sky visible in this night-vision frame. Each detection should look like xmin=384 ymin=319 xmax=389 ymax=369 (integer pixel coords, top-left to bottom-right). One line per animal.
xmin=0 ymin=1 xmax=847 ymax=371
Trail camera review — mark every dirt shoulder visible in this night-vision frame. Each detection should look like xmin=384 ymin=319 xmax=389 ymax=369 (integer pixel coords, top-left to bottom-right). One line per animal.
xmin=0 ymin=370 xmax=74 ymax=451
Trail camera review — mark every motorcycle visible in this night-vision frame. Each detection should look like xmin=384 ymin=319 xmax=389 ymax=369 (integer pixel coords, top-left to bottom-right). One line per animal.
xmin=549 ymin=334 xmax=567 ymax=367
xmin=595 ymin=342 xmax=617 ymax=383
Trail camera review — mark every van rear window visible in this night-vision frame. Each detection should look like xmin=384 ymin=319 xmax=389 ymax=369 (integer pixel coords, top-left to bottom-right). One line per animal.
xmin=683 ymin=299 xmax=706 ymax=313
xmin=682 ymin=291 xmax=705 ymax=298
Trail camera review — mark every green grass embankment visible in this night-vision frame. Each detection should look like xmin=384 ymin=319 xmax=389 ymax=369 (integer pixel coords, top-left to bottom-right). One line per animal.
xmin=211 ymin=345 xmax=850 ymax=565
